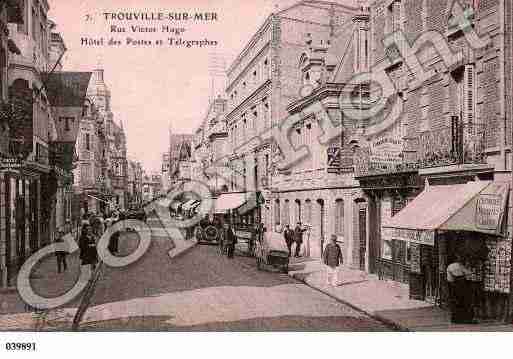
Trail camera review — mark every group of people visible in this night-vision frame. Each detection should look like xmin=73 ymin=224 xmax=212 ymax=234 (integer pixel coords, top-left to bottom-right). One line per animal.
xmin=284 ymin=223 xmax=344 ymax=287
xmin=283 ymin=222 xmax=308 ymax=258
xmin=53 ymin=212 xmax=123 ymax=273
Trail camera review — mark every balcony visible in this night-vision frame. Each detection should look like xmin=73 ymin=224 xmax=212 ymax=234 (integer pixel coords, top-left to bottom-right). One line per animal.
xmin=355 ymin=123 xmax=487 ymax=177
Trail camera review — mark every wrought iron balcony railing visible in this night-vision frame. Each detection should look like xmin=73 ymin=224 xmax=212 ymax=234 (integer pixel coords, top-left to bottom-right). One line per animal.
xmin=355 ymin=123 xmax=487 ymax=177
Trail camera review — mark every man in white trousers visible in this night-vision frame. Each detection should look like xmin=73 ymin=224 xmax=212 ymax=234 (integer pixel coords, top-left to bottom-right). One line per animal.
xmin=322 ymin=234 xmax=343 ymax=286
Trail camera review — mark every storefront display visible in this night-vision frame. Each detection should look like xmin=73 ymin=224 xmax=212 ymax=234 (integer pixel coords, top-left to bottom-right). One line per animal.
xmin=484 ymin=240 xmax=511 ymax=294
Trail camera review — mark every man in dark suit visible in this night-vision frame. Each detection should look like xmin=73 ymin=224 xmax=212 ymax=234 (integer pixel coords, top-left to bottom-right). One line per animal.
xmin=283 ymin=225 xmax=294 ymax=257
xmin=294 ymin=222 xmax=307 ymax=258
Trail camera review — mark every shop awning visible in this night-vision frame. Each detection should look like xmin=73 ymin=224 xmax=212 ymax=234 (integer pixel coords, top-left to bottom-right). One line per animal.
xmin=383 ymin=181 xmax=510 ymax=245
xmin=213 ymin=193 xmax=248 ymax=213
xmin=86 ymin=194 xmax=111 ymax=204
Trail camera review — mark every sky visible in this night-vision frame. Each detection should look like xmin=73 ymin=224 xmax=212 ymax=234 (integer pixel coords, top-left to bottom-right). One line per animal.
xmin=47 ymin=0 xmax=356 ymax=173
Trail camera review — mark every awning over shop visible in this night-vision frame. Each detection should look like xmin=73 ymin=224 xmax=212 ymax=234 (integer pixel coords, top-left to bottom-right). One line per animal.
xmin=213 ymin=193 xmax=248 ymax=213
xmin=86 ymin=194 xmax=111 ymax=204
xmin=383 ymin=181 xmax=510 ymax=246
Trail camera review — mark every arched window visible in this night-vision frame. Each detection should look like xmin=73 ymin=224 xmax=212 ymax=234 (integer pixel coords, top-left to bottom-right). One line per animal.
xmin=283 ymin=200 xmax=290 ymax=226
xmin=274 ymin=199 xmax=281 ymax=225
xmin=334 ymin=199 xmax=344 ymax=235
xmin=304 ymin=199 xmax=312 ymax=225
xmin=295 ymin=199 xmax=301 ymax=224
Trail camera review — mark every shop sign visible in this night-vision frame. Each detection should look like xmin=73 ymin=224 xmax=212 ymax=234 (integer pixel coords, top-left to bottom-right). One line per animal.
xmin=475 ymin=183 xmax=509 ymax=233
xmin=382 ymin=227 xmax=435 ymax=246
xmin=0 ymin=157 xmax=23 ymax=170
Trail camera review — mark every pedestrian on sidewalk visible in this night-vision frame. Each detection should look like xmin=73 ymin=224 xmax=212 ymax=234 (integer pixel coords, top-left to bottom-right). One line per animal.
xmin=283 ymin=225 xmax=294 ymax=257
xmin=322 ymin=234 xmax=343 ymax=286
xmin=79 ymin=223 xmax=99 ymax=271
xmin=225 ymin=221 xmax=237 ymax=259
xmin=293 ymin=222 xmax=307 ymax=258
xmin=447 ymin=254 xmax=474 ymax=324
xmin=55 ymin=230 xmax=68 ymax=273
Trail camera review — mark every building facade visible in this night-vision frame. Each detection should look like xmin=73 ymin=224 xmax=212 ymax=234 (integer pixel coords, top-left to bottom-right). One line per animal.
xmin=351 ymin=0 xmax=513 ymax=319
xmin=142 ymin=172 xmax=163 ymax=203
xmin=74 ymin=67 xmax=129 ymax=214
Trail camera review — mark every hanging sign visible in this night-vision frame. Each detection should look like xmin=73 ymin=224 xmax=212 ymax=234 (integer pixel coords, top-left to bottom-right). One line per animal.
xmin=475 ymin=183 xmax=509 ymax=234
xmin=383 ymin=227 xmax=435 ymax=246
xmin=0 ymin=157 xmax=23 ymax=170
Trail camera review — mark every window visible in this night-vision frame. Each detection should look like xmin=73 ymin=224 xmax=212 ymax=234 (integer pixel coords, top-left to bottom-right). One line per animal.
xmin=382 ymin=239 xmax=393 ymax=260
xmin=61 ymin=117 xmax=73 ymax=132
xmin=85 ymin=133 xmax=90 ymax=150
xmin=334 ymin=199 xmax=344 ymax=235
xmin=17 ymin=0 xmax=29 ymax=33
xmin=275 ymin=200 xmax=281 ymax=225
xmin=31 ymin=7 xmax=38 ymax=41
xmin=282 ymin=200 xmax=290 ymax=226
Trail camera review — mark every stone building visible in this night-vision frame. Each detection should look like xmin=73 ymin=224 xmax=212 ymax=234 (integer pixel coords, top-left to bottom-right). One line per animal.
xmin=351 ymin=0 xmax=513 ymax=319
xmin=127 ymin=160 xmax=144 ymax=207
xmin=74 ymin=67 xmax=128 ymax=214
xmin=222 ymin=0 xmax=361 ymax=234
xmin=142 ymin=172 xmax=163 ymax=203
xmin=168 ymin=131 xmax=193 ymax=186
xmin=275 ymin=3 xmax=368 ymax=261
xmin=192 ymin=96 xmax=229 ymax=194
xmin=0 ymin=0 xmax=23 ymax=288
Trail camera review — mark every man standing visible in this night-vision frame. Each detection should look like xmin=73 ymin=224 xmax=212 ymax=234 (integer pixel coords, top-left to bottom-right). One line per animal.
xmin=55 ymin=230 xmax=68 ymax=273
xmin=226 ymin=221 xmax=237 ymax=259
xmin=294 ymin=222 xmax=307 ymax=258
xmin=283 ymin=225 xmax=294 ymax=257
xmin=322 ymin=234 xmax=343 ymax=286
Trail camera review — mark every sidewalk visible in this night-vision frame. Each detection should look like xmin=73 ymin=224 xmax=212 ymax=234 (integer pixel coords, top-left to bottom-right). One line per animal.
xmin=0 ymin=228 xmax=197 ymax=330
xmin=288 ymin=258 xmax=513 ymax=331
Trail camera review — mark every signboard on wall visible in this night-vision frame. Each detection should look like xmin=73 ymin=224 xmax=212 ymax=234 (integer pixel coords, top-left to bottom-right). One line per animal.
xmin=475 ymin=183 xmax=509 ymax=234
xmin=382 ymin=227 xmax=435 ymax=246
xmin=0 ymin=157 xmax=23 ymax=170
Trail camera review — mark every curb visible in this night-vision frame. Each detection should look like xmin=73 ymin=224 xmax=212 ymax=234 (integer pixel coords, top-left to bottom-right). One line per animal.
xmin=289 ymin=272 xmax=408 ymax=332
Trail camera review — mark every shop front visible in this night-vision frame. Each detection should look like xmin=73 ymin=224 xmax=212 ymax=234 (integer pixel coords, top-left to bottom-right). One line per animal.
xmin=383 ymin=180 xmax=511 ymax=320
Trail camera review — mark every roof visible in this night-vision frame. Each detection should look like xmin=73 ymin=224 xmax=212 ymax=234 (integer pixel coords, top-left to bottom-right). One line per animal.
xmin=44 ymin=72 xmax=92 ymax=107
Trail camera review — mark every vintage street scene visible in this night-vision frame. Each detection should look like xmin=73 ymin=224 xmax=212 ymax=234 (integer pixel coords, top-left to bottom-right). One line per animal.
xmin=1 ymin=0 xmax=513 ymax=336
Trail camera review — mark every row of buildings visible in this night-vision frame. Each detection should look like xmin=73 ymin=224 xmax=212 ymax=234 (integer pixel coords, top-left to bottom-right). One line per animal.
xmin=0 ymin=0 xmax=144 ymax=289
xmin=165 ymin=0 xmax=513 ymax=320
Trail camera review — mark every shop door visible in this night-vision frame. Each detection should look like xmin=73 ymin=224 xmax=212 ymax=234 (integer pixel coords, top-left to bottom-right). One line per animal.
xmin=423 ymin=246 xmax=439 ymax=304
xmin=29 ymin=180 xmax=38 ymax=252
xmin=15 ymin=195 xmax=25 ymax=266
xmin=359 ymin=208 xmax=367 ymax=271
xmin=4 ymin=176 xmax=11 ymax=286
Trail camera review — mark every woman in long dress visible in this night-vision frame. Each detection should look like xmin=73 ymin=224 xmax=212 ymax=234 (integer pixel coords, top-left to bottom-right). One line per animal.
xmin=79 ymin=223 xmax=99 ymax=270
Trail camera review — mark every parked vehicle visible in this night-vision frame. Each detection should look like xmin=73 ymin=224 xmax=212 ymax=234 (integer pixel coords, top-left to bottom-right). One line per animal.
xmin=255 ymin=231 xmax=289 ymax=273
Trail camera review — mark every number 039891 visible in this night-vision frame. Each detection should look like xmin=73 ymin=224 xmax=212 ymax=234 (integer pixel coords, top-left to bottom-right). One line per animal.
xmin=5 ymin=342 xmax=36 ymax=351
